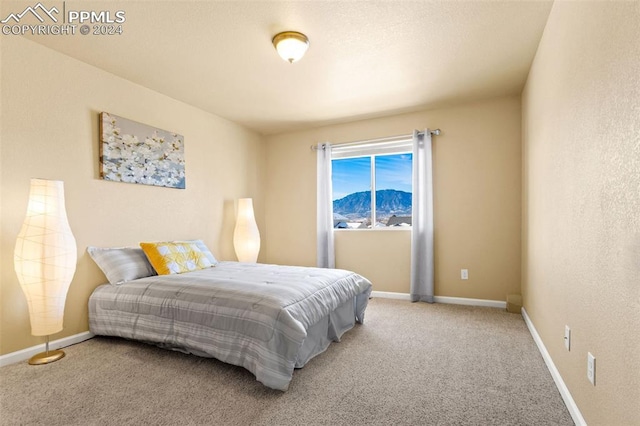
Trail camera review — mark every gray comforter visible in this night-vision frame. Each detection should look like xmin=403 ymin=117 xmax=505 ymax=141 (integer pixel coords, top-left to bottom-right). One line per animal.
xmin=89 ymin=261 xmax=372 ymax=390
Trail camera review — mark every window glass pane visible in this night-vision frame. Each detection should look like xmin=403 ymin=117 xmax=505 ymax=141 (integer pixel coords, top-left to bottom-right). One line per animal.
xmin=375 ymin=153 xmax=412 ymax=226
xmin=332 ymin=157 xmax=371 ymax=228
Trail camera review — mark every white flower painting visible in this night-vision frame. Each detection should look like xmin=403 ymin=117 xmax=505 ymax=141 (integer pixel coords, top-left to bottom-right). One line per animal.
xmin=99 ymin=112 xmax=185 ymax=189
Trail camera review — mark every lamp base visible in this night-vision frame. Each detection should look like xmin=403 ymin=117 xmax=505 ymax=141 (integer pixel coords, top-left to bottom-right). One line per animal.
xmin=28 ymin=349 xmax=65 ymax=365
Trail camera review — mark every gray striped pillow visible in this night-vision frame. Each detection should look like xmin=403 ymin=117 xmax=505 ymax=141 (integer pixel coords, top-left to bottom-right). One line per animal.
xmin=88 ymin=246 xmax=157 ymax=285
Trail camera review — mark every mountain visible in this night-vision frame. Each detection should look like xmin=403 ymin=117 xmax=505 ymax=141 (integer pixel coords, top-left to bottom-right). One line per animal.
xmin=333 ymin=189 xmax=411 ymax=219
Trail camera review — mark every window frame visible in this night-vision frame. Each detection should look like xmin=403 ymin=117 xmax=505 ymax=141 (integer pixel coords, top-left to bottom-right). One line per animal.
xmin=331 ymin=138 xmax=413 ymax=230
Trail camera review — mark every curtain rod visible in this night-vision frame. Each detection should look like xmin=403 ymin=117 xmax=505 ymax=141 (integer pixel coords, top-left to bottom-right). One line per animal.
xmin=310 ymin=129 xmax=441 ymax=151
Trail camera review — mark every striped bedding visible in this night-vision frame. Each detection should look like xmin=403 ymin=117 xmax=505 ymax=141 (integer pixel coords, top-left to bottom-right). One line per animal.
xmin=88 ymin=261 xmax=372 ymax=390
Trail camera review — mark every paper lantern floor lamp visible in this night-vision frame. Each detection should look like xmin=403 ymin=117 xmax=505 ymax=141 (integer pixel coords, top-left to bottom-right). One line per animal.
xmin=14 ymin=179 xmax=77 ymax=365
xmin=233 ymin=198 xmax=260 ymax=263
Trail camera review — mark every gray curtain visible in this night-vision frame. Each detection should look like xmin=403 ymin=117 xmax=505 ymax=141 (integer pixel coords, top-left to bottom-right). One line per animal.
xmin=410 ymin=130 xmax=434 ymax=302
xmin=316 ymin=143 xmax=335 ymax=268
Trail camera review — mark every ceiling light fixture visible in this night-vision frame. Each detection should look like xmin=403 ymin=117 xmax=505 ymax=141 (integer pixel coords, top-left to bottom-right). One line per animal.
xmin=272 ymin=31 xmax=309 ymax=63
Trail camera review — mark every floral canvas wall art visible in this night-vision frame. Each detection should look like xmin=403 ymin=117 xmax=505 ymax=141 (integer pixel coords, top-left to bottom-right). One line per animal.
xmin=99 ymin=112 xmax=185 ymax=189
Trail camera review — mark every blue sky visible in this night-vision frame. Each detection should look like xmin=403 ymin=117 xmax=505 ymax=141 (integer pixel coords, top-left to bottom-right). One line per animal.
xmin=332 ymin=153 xmax=412 ymax=200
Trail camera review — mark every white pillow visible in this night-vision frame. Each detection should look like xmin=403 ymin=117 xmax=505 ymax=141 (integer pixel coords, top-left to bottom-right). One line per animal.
xmin=88 ymin=246 xmax=157 ymax=285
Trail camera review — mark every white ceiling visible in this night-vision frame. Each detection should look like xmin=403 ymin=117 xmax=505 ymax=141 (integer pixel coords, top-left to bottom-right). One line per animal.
xmin=19 ymin=1 xmax=553 ymax=135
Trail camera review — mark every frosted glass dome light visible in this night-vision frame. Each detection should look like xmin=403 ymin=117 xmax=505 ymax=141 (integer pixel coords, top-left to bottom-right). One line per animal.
xmin=272 ymin=31 xmax=309 ymax=63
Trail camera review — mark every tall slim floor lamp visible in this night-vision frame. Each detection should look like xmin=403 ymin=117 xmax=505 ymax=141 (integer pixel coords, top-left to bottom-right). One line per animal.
xmin=14 ymin=179 xmax=77 ymax=365
xmin=233 ymin=198 xmax=260 ymax=263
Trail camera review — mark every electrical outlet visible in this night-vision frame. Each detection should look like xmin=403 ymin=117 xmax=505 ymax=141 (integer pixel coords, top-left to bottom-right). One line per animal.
xmin=564 ymin=326 xmax=571 ymax=351
xmin=587 ymin=352 xmax=596 ymax=385
xmin=461 ymin=269 xmax=469 ymax=280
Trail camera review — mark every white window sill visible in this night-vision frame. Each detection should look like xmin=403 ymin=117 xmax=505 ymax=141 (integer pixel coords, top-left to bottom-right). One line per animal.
xmin=333 ymin=227 xmax=412 ymax=232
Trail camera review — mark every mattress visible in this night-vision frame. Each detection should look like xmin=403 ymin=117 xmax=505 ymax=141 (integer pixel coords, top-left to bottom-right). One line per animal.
xmin=88 ymin=261 xmax=372 ymax=390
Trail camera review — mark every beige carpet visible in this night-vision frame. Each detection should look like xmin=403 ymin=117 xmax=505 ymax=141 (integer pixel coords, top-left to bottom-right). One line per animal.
xmin=0 ymin=299 xmax=573 ymax=425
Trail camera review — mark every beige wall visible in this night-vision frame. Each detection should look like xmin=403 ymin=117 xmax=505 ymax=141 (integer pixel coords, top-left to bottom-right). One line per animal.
xmin=334 ymin=229 xmax=411 ymax=293
xmin=522 ymin=2 xmax=640 ymax=425
xmin=0 ymin=37 xmax=266 ymax=355
xmin=265 ymin=96 xmax=522 ymax=300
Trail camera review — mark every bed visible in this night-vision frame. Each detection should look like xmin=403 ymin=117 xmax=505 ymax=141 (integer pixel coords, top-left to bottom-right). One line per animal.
xmin=88 ymin=260 xmax=372 ymax=391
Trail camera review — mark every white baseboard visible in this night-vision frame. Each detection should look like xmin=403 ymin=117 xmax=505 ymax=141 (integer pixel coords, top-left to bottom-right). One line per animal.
xmin=371 ymin=291 xmax=412 ymax=300
xmin=521 ymin=307 xmax=586 ymax=426
xmin=434 ymin=296 xmax=506 ymax=309
xmin=0 ymin=331 xmax=95 ymax=367
xmin=371 ymin=291 xmax=506 ymax=309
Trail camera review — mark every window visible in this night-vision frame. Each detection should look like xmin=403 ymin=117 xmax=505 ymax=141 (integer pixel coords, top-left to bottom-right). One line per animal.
xmin=331 ymin=139 xmax=412 ymax=229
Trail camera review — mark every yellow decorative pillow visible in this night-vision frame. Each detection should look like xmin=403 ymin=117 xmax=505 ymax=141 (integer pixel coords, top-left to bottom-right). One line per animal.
xmin=140 ymin=242 xmax=213 ymax=275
